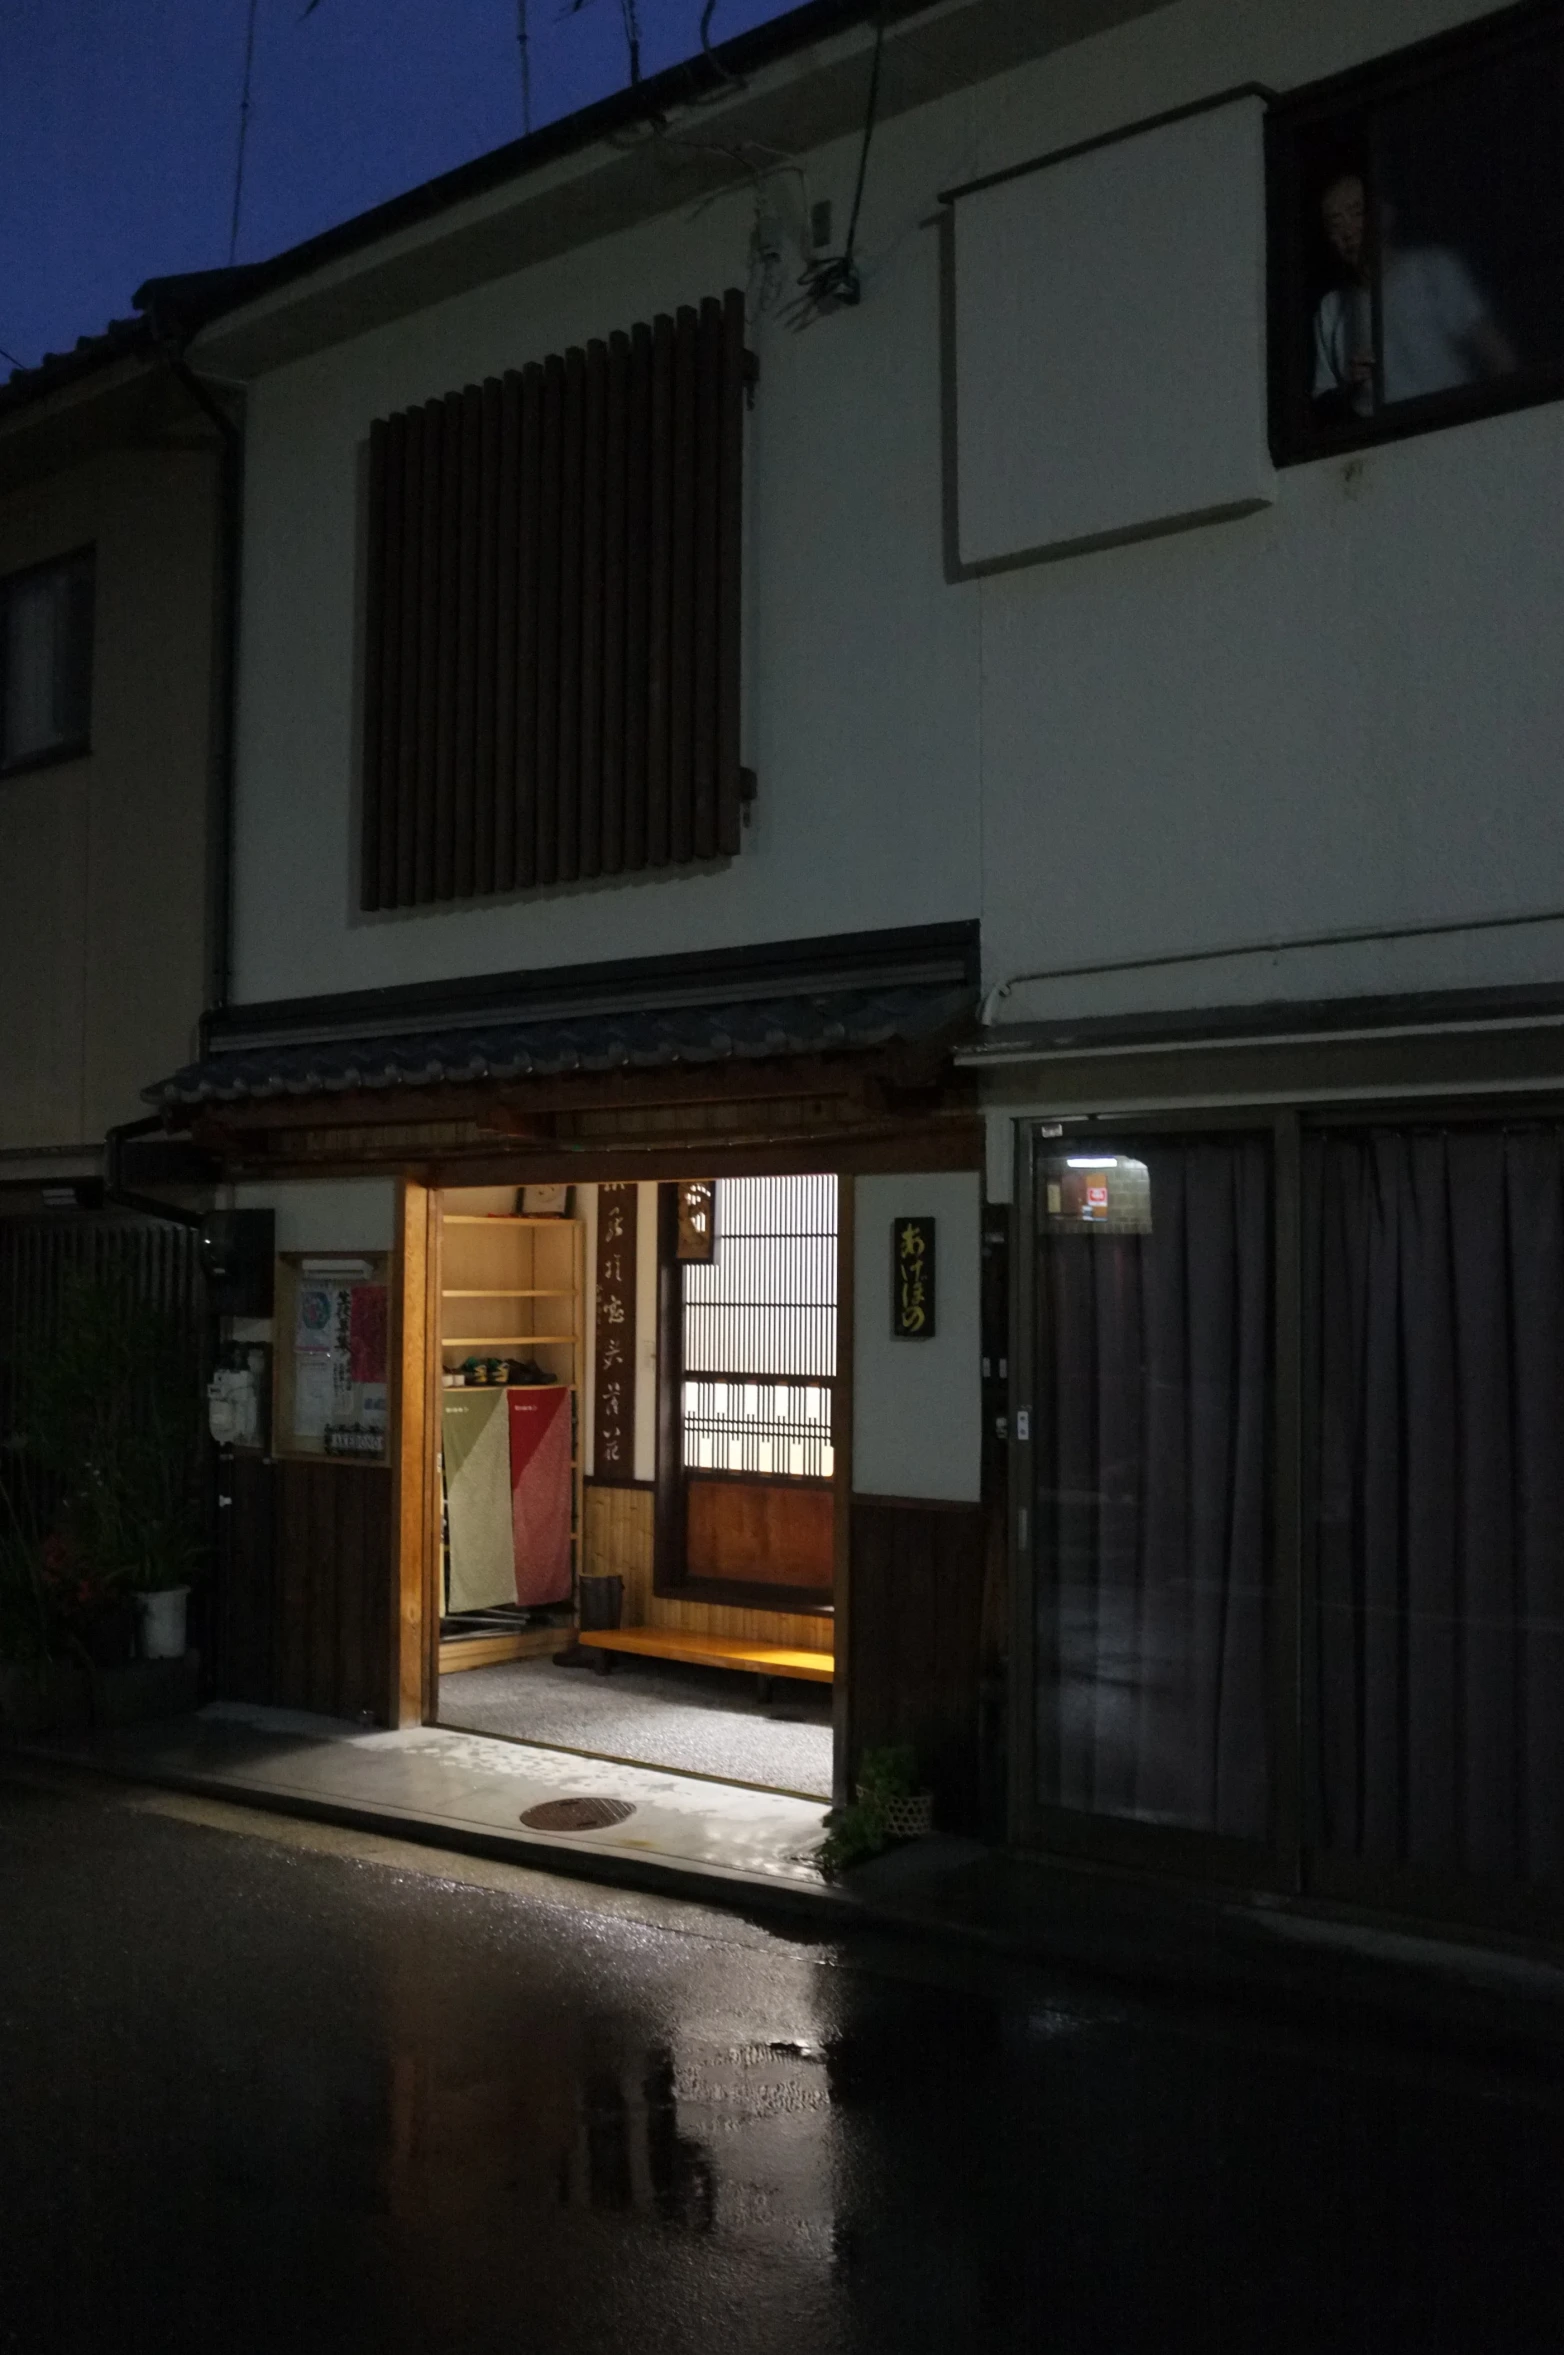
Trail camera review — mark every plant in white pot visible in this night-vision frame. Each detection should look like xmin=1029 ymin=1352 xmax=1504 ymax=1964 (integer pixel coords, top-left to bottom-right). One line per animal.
xmin=18 ymin=1274 xmax=205 ymax=1668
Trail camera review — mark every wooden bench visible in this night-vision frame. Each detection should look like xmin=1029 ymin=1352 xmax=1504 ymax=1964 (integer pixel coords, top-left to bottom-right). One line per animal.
xmin=576 ymin=1627 xmax=833 ymax=1698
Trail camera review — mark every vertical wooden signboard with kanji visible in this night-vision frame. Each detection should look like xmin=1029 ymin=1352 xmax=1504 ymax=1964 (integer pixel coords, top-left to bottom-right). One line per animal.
xmin=593 ymin=1185 xmax=638 ymax=1482
xmin=892 ymin=1216 xmax=937 ymax=1339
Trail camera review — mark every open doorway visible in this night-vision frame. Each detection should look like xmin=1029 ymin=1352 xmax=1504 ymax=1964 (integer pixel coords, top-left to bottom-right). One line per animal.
xmin=432 ymin=1175 xmax=838 ymax=1800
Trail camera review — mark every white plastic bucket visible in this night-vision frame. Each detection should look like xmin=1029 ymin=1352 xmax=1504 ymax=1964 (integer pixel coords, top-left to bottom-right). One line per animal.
xmin=138 ymin=1587 xmax=189 ymax=1661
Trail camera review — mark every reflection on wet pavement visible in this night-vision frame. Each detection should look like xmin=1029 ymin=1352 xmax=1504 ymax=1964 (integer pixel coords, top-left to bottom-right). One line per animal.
xmin=2 ymin=1767 xmax=1562 ymax=2354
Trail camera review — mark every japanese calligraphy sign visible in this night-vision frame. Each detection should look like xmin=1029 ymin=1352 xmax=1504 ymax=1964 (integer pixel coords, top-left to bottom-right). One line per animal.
xmin=593 ymin=1185 xmax=638 ymax=1482
xmin=892 ymin=1217 xmax=937 ymax=1340
xmin=676 ymin=1179 xmax=715 ymax=1263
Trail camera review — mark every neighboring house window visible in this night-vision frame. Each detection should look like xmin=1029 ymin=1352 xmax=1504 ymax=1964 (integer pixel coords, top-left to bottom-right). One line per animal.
xmin=360 ymin=289 xmax=752 ymax=912
xmin=0 ymin=549 xmax=94 ymax=772
xmin=1267 ymin=4 xmax=1564 ymax=463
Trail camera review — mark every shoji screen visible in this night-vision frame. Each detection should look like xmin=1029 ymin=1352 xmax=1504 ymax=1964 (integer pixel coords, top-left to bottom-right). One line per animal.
xmin=360 ymin=289 xmax=750 ymax=909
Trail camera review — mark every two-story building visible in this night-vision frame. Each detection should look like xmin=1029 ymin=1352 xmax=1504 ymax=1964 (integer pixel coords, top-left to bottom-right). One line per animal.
xmin=0 ymin=316 xmax=233 ymax=1436
xmin=136 ymin=0 xmax=1564 ymax=1942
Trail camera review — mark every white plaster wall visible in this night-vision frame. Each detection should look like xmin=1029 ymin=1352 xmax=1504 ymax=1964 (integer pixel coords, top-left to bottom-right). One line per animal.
xmin=228 ymin=87 xmax=986 ymax=1005
xmin=852 ymin=1172 xmax=981 ymax=1503
xmin=967 ymin=0 xmax=1564 ymax=1021
xmin=225 ymin=0 xmax=1552 ymax=1030
xmin=954 ymin=95 xmax=1273 ymax=566
xmin=235 ymin=1177 xmax=398 ymax=1253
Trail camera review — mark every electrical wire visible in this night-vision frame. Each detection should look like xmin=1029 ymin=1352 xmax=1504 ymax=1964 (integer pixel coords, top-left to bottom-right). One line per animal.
xmin=0 ymin=342 xmax=25 ymax=373
xmin=780 ymin=1 xmax=886 ymax=326
xmin=228 ymin=0 xmax=262 ymax=265
xmin=562 ymin=0 xmax=641 ymax=87
xmin=517 ymin=0 xmax=533 ymax=133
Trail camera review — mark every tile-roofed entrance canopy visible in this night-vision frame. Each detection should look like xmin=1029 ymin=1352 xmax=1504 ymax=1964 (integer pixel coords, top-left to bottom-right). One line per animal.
xmin=145 ymin=924 xmax=978 ymax=1116
xmin=149 ymin=981 xmax=972 ymax=1110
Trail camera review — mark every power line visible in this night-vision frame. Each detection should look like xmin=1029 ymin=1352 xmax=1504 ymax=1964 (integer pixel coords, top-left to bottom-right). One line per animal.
xmin=517 ymin=0 xmax=533 ymax=133
xmin=229 ymin=0 xmax=262 ymax=266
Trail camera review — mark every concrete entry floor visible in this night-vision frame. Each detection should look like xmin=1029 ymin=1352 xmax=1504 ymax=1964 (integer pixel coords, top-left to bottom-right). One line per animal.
xmin=28 ymin=1703 xmax=833 ymax=1903
xmin=438 ymin=1652 xmax=835 ymax=1798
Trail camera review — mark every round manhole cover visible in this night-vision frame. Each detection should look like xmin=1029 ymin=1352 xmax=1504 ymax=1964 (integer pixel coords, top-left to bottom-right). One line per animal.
xmin=520 ymin=1796 xmax=636 ymax=1832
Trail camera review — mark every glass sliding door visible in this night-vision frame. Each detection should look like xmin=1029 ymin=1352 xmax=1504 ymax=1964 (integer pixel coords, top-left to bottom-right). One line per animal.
xmin=1307 ymin=1124 xmax=1564 ymax=1908
xmin=1025 ymin=1133 xmax=1275 ymax=1857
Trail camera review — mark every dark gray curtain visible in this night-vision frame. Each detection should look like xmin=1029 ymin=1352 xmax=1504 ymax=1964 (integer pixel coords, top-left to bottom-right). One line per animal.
xmin=1034 ymin=1139 xmax=1271 ymax=1840
xmin=1311 ymin=1127 xmax=1564 ymax=1885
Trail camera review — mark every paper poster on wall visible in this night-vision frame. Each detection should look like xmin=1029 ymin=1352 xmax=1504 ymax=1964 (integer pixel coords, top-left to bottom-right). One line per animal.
xmin=285 ymin=1260 xmax=391 ymax=1457
xmin=293 ymin=1352 xmax=335 ymax=1441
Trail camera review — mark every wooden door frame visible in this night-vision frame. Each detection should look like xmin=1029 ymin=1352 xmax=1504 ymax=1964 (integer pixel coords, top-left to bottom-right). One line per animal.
xmin=392 ymin=1174 xmax=441 ymax=1726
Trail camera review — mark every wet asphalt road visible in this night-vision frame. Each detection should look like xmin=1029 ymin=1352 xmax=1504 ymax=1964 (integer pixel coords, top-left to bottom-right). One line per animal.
xmin=2 ymin=1768 xmax=1564 ymax=2355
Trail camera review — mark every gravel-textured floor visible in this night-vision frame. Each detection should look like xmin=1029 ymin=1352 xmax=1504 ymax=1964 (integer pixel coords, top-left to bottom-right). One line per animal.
xmin=437 ymin=1653 xmax=835 ymax=1796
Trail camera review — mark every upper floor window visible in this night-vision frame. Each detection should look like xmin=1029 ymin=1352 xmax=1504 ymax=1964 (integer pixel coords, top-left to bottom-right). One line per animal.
xmin=1268 ymin=2 xmax=1564 ymax=462
xmin=0 ymin=549 xmax=94 ymax=773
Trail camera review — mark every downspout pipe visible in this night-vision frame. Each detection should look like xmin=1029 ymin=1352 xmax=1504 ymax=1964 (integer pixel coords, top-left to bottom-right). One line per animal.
xmin=158 ymin=341 xmax=243 ymax=1022
xmin=103 ymin=1114 xmax=207 ymax=1232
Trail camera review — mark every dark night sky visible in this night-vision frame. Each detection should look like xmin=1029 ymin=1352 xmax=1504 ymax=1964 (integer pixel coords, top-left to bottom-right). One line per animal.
xmin=2 ymin=0 xmax=795 ymax=373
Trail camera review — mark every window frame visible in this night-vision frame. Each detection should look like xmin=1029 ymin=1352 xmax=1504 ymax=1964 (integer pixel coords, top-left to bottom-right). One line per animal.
xmin=1265 ymin=0 xmax=1564 ymax=467
xmin=0 ymin=544 xmax=95 ymax=778
xmin=653 ymin=1178 xmax=838 ymax=1617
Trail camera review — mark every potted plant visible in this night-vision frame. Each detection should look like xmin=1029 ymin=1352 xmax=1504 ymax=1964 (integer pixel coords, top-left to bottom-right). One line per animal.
xmin=16 ymin=1273 xmax=205 ymax=1677
xmin=815 ymin=1743 xmax=934 ymax=1881
xmin=0 ymin=1458 xmax=93 ymax=1735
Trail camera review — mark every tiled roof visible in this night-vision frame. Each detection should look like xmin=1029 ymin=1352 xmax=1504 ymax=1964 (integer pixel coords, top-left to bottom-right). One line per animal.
xmin=0 ymin=314 xmax=153 ymax=414
xmin=148 ymin=981 xmax=975 ymax=1110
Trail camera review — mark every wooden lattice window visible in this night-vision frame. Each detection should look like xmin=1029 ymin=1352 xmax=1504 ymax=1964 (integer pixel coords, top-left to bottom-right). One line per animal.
xmin=360 ymin=289 xmax=751 ymax=910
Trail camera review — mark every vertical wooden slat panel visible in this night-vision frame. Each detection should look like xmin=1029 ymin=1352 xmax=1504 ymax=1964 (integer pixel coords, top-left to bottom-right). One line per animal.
xmin=534 ymin=353 xmax=564 ymax=886
xmin=668 ymin=306 xmax=699 ymax=867
xmin=717 ymin=287 xmax=747 ymax=858
xmin=360 ymin=417 xmax=389 ymax=910
xmin=556 ymin=343 xmax=586 ymax=884
xmin=600 ymin=331 xmax=630 ymax=875
xmin=394 ymin=407 xmax=425 ymax=907
xmin=453 ymin=382 xmax=483 ymax=899
xmin=691 ymin=297 xmax=723 ymax=863
xmin=646 ymin=313 xmax=675 ymax=866
xmin=492 ymin=373 xmax=520 ymax=892
xmin=578 ymin=338 xmax=608 ymax=879
xmin=515 ymin=362 xmax=544 ymax=891
xmin=413 ymin=398 xmax=444 ymax=903
xmin=432 ymin=388 xmax=465 ymax=902
xmin=363 ymin=284 xmax=748 ymax=907
xmin=623 ymin=322 xmax=653 ymax=874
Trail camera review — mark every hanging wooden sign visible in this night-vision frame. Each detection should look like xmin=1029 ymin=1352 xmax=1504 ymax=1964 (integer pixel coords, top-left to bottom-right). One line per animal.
xmin=676 ymin=1180 xmax=716 ymax=1262
xmin=892 ymin=1217 xmax=937 ymax=1339
xmin=593 ymin=1185 xmax=638 ymax=1482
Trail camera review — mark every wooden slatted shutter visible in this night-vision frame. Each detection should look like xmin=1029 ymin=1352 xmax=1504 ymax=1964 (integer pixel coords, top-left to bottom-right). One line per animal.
xmin=360 ymin=289 xmax=751 ymax=911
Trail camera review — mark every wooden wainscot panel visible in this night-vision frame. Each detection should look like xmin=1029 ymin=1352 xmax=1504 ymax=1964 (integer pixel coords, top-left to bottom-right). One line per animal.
xmin=685 ymin=1477 xmax=833 ymax=1592
xmin=849 ymin=1495 xmax=984 ymax=1832
xmin=213 ymin=1450 xmax=277 ymax=1704
xmin=585 ymin=1482 xmax=831 ymax=1651
xmin=215 ymin=1458 xmax=394 ymax=1723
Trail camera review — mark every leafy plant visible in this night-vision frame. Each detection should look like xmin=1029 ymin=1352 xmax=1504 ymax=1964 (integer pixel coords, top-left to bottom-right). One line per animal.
xmin=0 ymin=1458 xmax=52 ymax=1668
xmin=15 ymin=1273 xmax=204 ymax=1598
xmin=815 ymin=1743 xmax=923 ymax=1882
